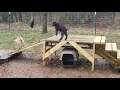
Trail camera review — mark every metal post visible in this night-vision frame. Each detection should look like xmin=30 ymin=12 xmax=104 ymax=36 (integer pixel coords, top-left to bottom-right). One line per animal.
xmin=94 ymin=12 xmax=97 ymax=35
xmin=9 ymin=12 xmax=11 ymax=30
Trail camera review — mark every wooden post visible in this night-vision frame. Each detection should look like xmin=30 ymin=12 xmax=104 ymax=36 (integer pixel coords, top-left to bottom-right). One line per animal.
xmin=54 ymin=43 xmax=57 ymax=57
xmin=92 ymin=62 xmax=95 ymax=71
xmin=50 ymin=42 xmax=53 ymax=60
xmin=92 ymin=43 xmax=96 ymax=71
xmin=42 ymin=41 xmax=46 ymax=66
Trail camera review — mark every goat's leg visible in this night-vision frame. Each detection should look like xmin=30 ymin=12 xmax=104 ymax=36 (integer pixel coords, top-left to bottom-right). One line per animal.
xmin=59 ymin=32 xmax=64 ymax=41
xmin=64 ymin=31 xmax=68 ymax=40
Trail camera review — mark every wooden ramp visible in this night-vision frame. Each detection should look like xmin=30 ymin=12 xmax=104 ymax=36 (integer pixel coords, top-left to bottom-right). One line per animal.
xmin=0 ymin=41 xmax=44 ymax=60
xmin=10 ymin=41 xmax=44 ymax=55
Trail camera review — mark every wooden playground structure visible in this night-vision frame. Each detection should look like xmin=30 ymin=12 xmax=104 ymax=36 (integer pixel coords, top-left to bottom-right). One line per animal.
xmin=1 ymin=34 xmax=120 ymax=71
xmin=42 ymin=35 xmax=120 ymax=71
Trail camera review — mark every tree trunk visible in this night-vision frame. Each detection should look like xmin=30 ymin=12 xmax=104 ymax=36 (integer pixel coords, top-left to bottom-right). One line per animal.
xmin=24 ymin=12 xmax=28 ymax=23
xmin=42 ymin=12 xmax=47 ymax=34
xmin=49 ymin=12 xmax=52 ymax=23
xmin=18 ymin=12 xmax=22 ymax=22
xmin=14 ymin=12 xmax=18 ymax=22
xmin=10 ymin=12 xmax=14 ymax=23
xmin=112 ymin=12 xmax=116 ymax=24
xmin=39 ymin=12 xmax=41 ymax=25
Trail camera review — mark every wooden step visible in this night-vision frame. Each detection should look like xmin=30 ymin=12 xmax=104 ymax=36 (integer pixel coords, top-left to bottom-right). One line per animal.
xmin=117 ymin=50 xmax=120 ymax=60
xmin=105 ymin=43 xmax=117 ymax=52
xmin=94 ymin=36 xmax=106 ymax=44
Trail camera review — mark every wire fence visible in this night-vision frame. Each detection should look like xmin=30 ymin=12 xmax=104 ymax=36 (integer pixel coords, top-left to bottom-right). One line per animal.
xmin=0 ymin=12 xmax=120 ymax=34
xmin=1 ymin=12 xmax=120 ymax=52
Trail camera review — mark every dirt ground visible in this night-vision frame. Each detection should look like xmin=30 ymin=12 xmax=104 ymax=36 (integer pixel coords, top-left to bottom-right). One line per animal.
xmin=0 ymin=53 xmax=120 ymax=78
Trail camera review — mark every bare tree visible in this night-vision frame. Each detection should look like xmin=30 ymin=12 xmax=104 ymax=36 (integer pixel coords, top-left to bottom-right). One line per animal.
xmin=39 ymin=12 xmax=42 ymax=25
xmin=14 ymin=12 xmax=18 ymax=22
xmin=18 ymin=12 xmax=23 ymax=22
xmin=42 ymin=12 xmax=47 ymax=34
xmin=10 ymin=12 xmax=14 ymax=23
xmin=112 ymin=12 xmax=116 ymax=24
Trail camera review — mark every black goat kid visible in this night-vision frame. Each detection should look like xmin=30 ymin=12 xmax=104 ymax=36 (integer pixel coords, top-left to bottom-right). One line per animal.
xmin=52 ymin=22 xmax=68 ymax=41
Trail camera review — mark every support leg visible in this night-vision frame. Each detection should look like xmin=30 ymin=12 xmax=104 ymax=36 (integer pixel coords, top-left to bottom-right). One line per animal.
xmin=92 ymin=44 xmax=95 ymax=71
xmin=54 ymin=43 xmax=57 ymax=57
xmin=50 ymin=42 xmax=53 ymax=60
xmin=42 ymin=41 xmax=46 ymax=66
xmin=92 ymin=62 xmax=95 ymax=71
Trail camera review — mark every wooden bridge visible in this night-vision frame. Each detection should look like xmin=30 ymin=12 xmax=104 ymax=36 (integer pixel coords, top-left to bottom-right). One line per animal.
xmin=1 ymin=35 xmax=120 ymax=71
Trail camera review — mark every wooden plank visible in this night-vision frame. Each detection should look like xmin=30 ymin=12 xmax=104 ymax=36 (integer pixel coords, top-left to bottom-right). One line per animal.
xmin=117 ymin=50 xmax=120 ymax=60
xmin=43 ymin=41 xmax=67 ymax=60
xmin=69 ymin=41 xmax=94 ymax=63
xmin=94 ymin=36 xmax=102 ymax=44
xmin=45 ymin=35 xmax=96 ymax=44
xmin=101 ymin=36 xmax=106 ymax=44
xmin=112 ymin=43 xmax=117 ymax=52
xmin=105 ymin=43 xmax=112 ymax=51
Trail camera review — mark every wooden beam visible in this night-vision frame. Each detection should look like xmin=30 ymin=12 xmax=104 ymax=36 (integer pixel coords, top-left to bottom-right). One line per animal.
xmin=69 ymin=41 xmax=95 ymax=71
xmin=69 ymin=41 xmax=94 ymax=63
xmin=43 ymin=41 xmax=67 ymax=60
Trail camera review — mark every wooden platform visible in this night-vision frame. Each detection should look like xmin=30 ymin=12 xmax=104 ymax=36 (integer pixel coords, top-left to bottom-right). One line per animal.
xmin=45 ymin=35 xmax=106 ymax=44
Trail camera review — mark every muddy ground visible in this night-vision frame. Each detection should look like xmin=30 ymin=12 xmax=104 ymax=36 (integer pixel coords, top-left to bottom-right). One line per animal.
xmin=0 ymin=53 xmax=120 ymax=78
